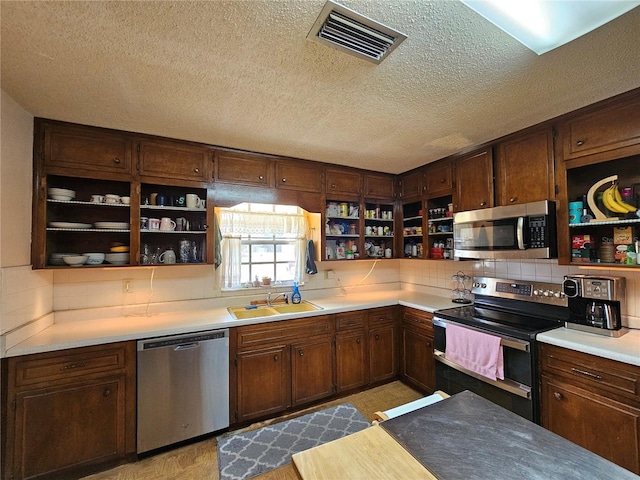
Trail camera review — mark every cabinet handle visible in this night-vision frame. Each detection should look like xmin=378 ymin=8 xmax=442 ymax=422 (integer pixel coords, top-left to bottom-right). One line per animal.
xmin=375 ymin=334 xmax=380 ymax=341
xmin=103 ymin=388 xmax=112 ymax=397
xmin=194 ymin=167 xmax=199 ymax=173
xmin=61 ymin=362 xmax=86 ymax=371
xmin=259 ymin=175 xmax=264 ymax=180
xmin=331 ymin=184 xmax=336 ymax=189
xmin=426 ymin=340 xmax=431 ymax=347
xmin=113 ymin=158 xmax=121 ymax=164
xmin=273 ymin=354 xmax=279 ymax=361
xmin=356 ymin=338 xmax=361 ymax=344
xmin=480 ymin=201 xmax=487 ymax=207
xmin=282 ymin=178 xmax=287 ymax=183
xmin=571 ymin=367 xmax=602 ymax=380
xmin=509 ymin=197 xmax=517 ymax=203
xmin=299 ymin=350 xmax=304 ymax=356
xmin=553 ymin=392 xmax=563 ymax=400
xmin=440 ymin=178 xmax=446 ymax=184
xmin=576 ymin=140 xmax=585 ymax=146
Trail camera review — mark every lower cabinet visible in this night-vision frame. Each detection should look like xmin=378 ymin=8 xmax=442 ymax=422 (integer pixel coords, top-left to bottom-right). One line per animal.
xmin=2 ymin=342 xmax=136 ymax=480
xmin=540 ymin=343 xmax=640 ymax=475
xmin=336 ymin=311 xmax=368 ymax=393
xmin=368 ymin=308 xmax=398 ymax=384
xmin=233 ymin=315 xmax=335 ymax=423
xmin=400 ymin=307 xmax=435 ymax=393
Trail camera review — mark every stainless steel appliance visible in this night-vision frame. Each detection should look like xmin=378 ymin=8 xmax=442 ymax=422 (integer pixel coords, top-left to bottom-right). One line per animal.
xmin=453 ymin=200 xmax=557 ymax=259
xmin=433 ymin=277 xmax=568 ymax=423
xmin=137 ymin=329 xmax=230 ymax=453
xmin=563 ymin=274 xmax=626 ymax=337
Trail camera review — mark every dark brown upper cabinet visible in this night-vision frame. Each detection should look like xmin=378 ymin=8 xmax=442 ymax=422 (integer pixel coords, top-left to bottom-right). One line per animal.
xmin=454 ymin=148 xmax=494 ymax=212
xmin=214 ymin=150 xmax=273 ymax=188
xmin=274 ymin=159 xmax=323 ymax=193
xmin=494 ymin=127 xmax=555 ymax=206
xmin=364 ymin=172 xmax=395 ymax=199
xmin=137 ymin=138 xmax=211 ymax=184
xmin=325 ymin=167 xmax=363 ymax=198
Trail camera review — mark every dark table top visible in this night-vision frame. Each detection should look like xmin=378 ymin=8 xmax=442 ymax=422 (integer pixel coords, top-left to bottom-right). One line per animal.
xmin=381 ymin=390 xmax=639 ymax=480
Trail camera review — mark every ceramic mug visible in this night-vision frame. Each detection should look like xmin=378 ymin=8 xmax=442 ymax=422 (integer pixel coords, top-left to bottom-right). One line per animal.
xmin=150 ymin=193 xmax=158 ymax=205
xmin=176 ymin=217 xmax=188 ymax=231
xmin=156 ymin=193 xmax=169 ymax=206
xmin=174 ymin=195 xmax=186 ymax=207
xmin=160 ymin=217 xmax=176 ymax=231
xmin=149 ymin=218 xmax=161 ymax=231
xmin=105 ymin=194 xmax=120 ymax=204
xmin=186 ymin=194 xmax=205 ymax=209
xmin=159 ymin=249 xmax=176 ymax=264
xmin=140 ymin=217 xmax=149 ymax=230
xmin=90 ymin=194 xmax=104 ymax=203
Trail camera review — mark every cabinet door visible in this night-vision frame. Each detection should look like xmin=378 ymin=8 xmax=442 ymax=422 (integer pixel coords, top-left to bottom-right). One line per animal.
xmin=236 ymin=345 xmax=290 ymax=422
xmin=214 ymin=151 xmax=273 ymax=187
xmin=561 ymin=96 xmax=640 ymax=162
xmin=541 ymin=376 xmax=640 ymax=475
xmin=336 ymin=331 xmax=368 ymax=393
xmin=43 ymin=122 xmax=132 ymax=176
xmin=326 ymin=167 xmax=362 ymax=197
xmin=291 ymin=337 xmax=334 ymax=406
xmin=424 ymin=160 xmax=452 ymax=197
xmin=454 ymin=149 xmax=494 ymax=212
xmin=364 ymin=173 xmax=395 ymax=199
xmin=12 ymin=377 xmax=127 ymax=480
xmin=399 ymin=169 xmax=424 ymax=199
xmin=369 ymin=324 xmax=397 ymax=383
xmin=138 ymin=139 xmax=210 ymax=182
xmin=495 ymin=128 xmax=554 ymax=206
xmin=401 ymin=328 xmax=435 ymax=393
xmin=274 ymin=159 xmax=323 ymax=193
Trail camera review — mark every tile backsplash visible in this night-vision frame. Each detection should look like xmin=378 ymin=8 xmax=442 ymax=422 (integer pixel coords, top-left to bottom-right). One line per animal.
xmin=1 ymin=259 xmax=638 ymax=333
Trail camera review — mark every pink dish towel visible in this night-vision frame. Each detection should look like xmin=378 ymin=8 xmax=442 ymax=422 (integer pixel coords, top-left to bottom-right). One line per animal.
xmin=445 ymin=324 xmax=504 ymax=381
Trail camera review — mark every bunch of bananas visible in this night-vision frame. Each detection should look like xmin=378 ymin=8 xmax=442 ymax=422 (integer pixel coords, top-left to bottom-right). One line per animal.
xmin=602 ymin=183 xmax=637 ymax=214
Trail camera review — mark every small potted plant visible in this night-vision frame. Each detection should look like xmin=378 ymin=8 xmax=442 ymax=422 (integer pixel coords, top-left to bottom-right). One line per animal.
xmin=261 ymin=276 xmax=272 ymax=286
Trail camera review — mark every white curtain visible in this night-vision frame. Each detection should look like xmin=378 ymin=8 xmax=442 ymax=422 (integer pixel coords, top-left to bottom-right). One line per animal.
xmin=218 ymin=207 xmax=308 ymax=288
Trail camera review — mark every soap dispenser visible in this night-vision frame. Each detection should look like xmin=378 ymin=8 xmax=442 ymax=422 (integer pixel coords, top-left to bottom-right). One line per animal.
xmin=292 ymin=282 xmax=301 ymax=304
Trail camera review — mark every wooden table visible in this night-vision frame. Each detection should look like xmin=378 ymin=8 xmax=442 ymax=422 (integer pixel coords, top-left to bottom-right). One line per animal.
xmin=291 ymin=423 xmax=437 ymax=480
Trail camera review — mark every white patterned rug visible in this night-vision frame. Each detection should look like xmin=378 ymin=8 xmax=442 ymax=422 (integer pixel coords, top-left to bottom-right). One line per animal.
xmin=217 ymin=403 xmax=370 ymax=480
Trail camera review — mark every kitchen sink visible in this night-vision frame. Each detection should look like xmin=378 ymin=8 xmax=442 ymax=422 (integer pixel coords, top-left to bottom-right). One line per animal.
xmin=227 ymin=301 xmax=322 ymax=319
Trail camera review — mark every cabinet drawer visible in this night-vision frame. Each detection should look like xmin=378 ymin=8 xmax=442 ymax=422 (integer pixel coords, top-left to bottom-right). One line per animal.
xmin=336 ymin=311 xmax=366 ymax=331
xmin=540 ymin=344 xmax=640 ymax=403
xmin=368 ymin=307 xmax=396 ymax=327
xmin=12 ymin=343 xmax=129 ymax=388
xmin=401 ymin=307 xmax=433 ymax=332
xmin=236 ymin=315 xmax=334 ymax=349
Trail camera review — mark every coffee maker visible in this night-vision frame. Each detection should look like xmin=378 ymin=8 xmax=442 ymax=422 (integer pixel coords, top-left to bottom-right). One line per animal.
xmin=562 ymin=275 xmax=626 ymax=337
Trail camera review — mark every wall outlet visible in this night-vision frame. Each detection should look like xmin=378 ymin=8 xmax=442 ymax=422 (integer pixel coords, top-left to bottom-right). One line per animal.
xmin=326 ymin=270 xmax=335 ymax=279
xmin=122 ymin=278 xmax=134 ymax=293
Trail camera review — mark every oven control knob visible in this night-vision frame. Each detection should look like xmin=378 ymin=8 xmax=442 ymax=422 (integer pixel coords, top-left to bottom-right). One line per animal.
xmin=554 ymin=291 xmax=565 ymax=298
xmin=543 ymin=290 xmax=551 ymax=297
xmin=533 ymin=289 xmax=542 ymax=296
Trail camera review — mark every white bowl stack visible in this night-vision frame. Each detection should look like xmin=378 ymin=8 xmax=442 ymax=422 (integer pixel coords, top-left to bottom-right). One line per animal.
xmin=62 ymin=255 xmax=88 ymax=267
xmin=48 ymin=187 xmax=76 ymax=201
xmin=49 ymin=253 xmax=76 ymax=266
xmin=105 ymin=253 xmax=130 ymax=265
xmin=83 ymin=252 xmax=106 ymax=265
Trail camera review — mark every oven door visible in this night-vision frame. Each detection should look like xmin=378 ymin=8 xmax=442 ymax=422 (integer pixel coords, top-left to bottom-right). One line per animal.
xmin=433 ymin=317 xmax=536 ymax=422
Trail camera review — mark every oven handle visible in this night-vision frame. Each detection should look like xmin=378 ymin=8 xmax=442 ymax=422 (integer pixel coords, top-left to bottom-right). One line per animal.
xmin=434 ymin=349 xmax=532 ymax=400
xmin=433 ymin=317 xmax=530 ymax=352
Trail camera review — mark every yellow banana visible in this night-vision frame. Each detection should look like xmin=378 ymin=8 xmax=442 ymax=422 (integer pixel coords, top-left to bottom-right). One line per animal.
xmin=612 ymin=184 xmax=637 ymax=213
xmin=602 ymin=185 xmax=627 ymax=214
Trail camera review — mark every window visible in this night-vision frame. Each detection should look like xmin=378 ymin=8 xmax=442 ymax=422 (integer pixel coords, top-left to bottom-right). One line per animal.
xmin=217 ymin=203 xmax=308 ymax=289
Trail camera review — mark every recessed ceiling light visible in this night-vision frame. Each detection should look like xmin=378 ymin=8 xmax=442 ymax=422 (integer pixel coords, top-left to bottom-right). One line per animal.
xmin=460 ymin=0 xmax=640 ymax=55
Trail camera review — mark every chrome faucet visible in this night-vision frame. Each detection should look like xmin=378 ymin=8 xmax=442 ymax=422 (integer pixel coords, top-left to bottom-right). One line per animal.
xmin=267 ymin=292 xmax=288 ymax=306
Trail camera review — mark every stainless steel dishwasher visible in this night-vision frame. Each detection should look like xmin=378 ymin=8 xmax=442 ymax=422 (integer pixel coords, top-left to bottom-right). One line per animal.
xmin=137 ymin=329 xmax=229 ymax=453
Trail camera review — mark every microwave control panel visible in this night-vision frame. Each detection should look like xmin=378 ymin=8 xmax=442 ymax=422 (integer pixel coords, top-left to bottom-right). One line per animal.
xmin=528 ymin=215 xmax=547 ymax=248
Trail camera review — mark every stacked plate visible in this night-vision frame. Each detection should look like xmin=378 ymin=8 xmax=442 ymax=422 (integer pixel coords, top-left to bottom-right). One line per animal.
xmin=94 ymin=221 xmax=130 ymax=230
xmin=48 ymin=187 xmax=76 ymax=201
xmin=48 ymin=222 xmax=92 ymax=229
xmin=105 ymin=252 xmax=130 ymax=265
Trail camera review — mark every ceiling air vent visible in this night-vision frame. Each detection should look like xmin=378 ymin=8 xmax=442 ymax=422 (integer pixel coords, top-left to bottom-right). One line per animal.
xmin=307 ymin=0 xmax=407 ymax=64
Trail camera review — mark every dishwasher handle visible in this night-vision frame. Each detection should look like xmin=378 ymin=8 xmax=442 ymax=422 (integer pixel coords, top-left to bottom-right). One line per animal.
xmin=138 ymin=329 xmax=229 ymax=351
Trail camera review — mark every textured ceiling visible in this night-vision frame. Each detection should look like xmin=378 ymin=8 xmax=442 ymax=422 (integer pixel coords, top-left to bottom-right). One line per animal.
xmin=2 ymin=1 xmax=640 ymax=174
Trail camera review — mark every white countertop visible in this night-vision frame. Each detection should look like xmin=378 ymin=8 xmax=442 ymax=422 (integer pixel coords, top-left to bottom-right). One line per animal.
xmin=6 ymin=289 xmax=638 ymax=369
xmin=4 ymin=290 xmax=454 ymax=358
xmin=537 ymin=328 xmax=640 ymax=367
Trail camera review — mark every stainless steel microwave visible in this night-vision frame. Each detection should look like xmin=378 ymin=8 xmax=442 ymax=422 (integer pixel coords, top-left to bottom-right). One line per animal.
xmin=453 ymin=200 xmax=557 ymax=259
